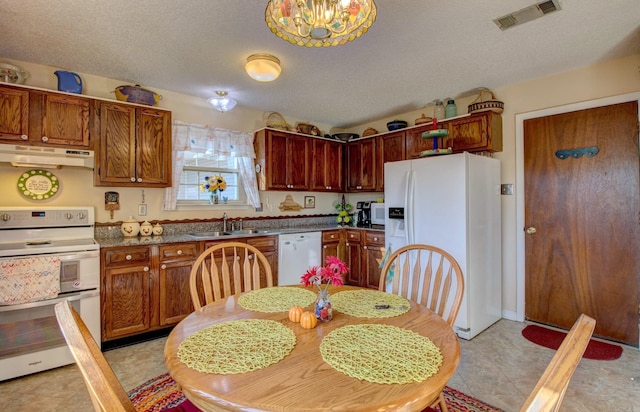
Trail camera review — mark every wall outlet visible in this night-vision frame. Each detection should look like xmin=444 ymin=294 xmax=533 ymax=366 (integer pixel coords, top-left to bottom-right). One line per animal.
xmin=138 ymin=204 xmax=147 ymax=216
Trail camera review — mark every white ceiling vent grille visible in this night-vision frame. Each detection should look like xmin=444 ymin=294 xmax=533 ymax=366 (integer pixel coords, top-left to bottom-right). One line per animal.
xmin=494 ymin=0 xmax=561 ymax=31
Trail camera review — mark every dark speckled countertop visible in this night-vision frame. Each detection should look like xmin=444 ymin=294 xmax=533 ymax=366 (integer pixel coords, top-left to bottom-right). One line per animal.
xmin=95 ymin=225 xmax=384 ymax=248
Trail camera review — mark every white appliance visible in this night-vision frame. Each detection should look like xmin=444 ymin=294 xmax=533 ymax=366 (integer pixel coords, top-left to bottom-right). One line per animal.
xmin=278 ymin=232 xmax=322 ymax=285
xmin=0 ymin=143 xmax=95 ymax=168
xmin=0 ymin=207 xmax=100 ymax=381
xmin=370 ymin=202 xmax=385 ymax=225
xmin=384 ymin=152 xmax=501 ymax=340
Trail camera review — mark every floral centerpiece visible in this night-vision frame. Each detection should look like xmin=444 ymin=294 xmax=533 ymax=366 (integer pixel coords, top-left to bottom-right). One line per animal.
xmin=200 ymin=175 xmax=227 ymax=204
xmin=301 ymin=256 xmax=349 ymax=321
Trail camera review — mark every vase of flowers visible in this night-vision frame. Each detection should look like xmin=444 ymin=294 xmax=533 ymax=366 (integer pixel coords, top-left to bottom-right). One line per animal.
xmin=301 ymin=256 xmax=349 ymax=322
xmin=200 ymin=175 xmax=227 ymax=205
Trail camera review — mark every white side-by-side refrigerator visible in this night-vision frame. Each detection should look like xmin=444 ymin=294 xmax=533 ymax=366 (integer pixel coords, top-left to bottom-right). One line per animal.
xmin=384 ymin=152 xmax=502 ymax=339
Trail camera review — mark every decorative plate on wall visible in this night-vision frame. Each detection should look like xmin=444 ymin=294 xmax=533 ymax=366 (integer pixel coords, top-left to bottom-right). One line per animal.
xmin=17 ymin=170 xmax=60 ymax=201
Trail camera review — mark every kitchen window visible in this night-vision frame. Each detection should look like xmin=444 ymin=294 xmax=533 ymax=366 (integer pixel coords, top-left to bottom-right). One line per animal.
xmin=177 ymin=150 xmax=246 ymax=205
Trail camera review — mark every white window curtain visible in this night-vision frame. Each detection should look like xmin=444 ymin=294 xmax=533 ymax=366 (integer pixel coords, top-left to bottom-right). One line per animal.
xmin=163 ymin=121 xmax=260 ymax=210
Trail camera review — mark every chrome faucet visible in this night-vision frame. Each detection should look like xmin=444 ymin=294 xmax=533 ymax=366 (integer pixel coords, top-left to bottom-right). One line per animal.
xmin=230 ymin=220 xmax=236 ymax=232
xmin=222 ymin=213 xmax=228 ymax=232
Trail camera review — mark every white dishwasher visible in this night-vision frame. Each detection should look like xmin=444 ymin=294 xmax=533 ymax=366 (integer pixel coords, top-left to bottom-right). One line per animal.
xmin=278 ymin=232 xmax=322 ymax=285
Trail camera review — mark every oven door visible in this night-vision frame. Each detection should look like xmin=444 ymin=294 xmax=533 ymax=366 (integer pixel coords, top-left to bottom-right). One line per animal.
xmin=0 ymin=290 xmax=100 ymax=381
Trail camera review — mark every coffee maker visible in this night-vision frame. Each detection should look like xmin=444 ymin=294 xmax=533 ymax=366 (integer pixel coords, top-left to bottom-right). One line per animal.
xmin=356 ymin=201 xmax=372 ymax=228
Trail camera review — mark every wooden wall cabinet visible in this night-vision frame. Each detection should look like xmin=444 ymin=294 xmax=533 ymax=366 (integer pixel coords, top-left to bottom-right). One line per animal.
xmin=311 ymin=138 xmax=343 ymax=192
xmin=255 ymin=129 xmax=311 ymax=191
xmin=101 ymin=242 xmax=198 ymax=342
xmin=345 ymin=138 xmax=376 ymax=192
xmin=375 ymin=131 xmax=406 ymax=191
xmin=94 ymin=101 xmax=172 ymax=187
xmin=445 ymin=111 xmax=502 ymax=153
xmin=0 ymin=85 xmax=90 ymax=148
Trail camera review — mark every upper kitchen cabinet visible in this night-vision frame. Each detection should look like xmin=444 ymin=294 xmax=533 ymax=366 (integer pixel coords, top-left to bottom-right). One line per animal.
xmin=345 ymin=138 xmax=376 ymax=192
xmin=254 ymin=129 xmax=311 ymax=191
xmin=311 ymin=138 xmax=343 ymax=192
xmin=405 ymin=123 xmax=438 ymax=159
xmin=375 ymin=131 xmax=405 ymax=192
xmin=446 ymin=111 xmax=502 ymax=153
xmin=94 ymin=101 xmax=172 ymax=187
xmin=0 ymin=85 xmax=90 ymax=148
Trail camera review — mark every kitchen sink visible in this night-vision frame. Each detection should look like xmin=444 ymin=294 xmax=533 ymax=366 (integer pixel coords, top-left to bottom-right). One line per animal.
xmin=231 ymin=229 xmax=272 ymax=235
xmin=188 ymin=231 xmax=232 ymax=238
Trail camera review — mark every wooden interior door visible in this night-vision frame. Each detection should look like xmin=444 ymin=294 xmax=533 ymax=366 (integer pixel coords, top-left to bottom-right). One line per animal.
xmin=524 ymin=101 xmax=640 ymax=345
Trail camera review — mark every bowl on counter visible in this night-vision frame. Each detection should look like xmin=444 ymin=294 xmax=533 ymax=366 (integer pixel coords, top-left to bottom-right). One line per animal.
xmin=332 ymin=133 xmax=359 ymax=142
xmin=387 ymin=120 xmax=408 ymax=131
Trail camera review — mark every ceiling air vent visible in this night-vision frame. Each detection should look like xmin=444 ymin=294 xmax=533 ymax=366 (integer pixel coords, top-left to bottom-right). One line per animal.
xmin=493 ymin=0 xmax=561 ymax=31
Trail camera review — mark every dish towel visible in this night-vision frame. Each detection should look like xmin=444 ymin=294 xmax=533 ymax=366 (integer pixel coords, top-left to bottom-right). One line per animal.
xmin=379 ymin=246 xmax=394 ymax=285
xmin=0 ymin=256 xmax=61 ymax=305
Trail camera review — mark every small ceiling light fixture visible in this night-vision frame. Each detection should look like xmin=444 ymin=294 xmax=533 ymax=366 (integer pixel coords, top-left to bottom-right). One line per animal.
xmin=207 ymin=91 xmax=237 ymax=112
xmin=265 ymin=0 xmax=377 ymax=48
xmin=245 ymin=54 xmax=281 ymax=82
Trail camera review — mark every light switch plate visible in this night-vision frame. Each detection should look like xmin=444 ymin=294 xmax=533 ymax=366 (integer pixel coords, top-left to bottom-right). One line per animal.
xmin=138 ymin=204 xmax=147 ymax=216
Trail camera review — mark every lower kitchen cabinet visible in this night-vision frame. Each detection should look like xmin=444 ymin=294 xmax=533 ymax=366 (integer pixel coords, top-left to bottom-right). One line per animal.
xmin=101 ymin=242 xmax=198 ymax=342
xmin=344 ymin=229 xmax=363 ymax=286
xmin=204 ymin=236 xmax=278 ymax=287
xmin=362 ymin=231 xmax=385 ymax=289
xmin=158 ymin=243 xmax=199 ymax=326
xmin=321 ymin=230 xmax=342 ymax=262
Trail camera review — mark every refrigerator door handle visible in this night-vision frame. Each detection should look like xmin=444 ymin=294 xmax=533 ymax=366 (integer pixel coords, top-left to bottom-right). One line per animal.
xmin=407 ymin=170 xmax=416 ymax=244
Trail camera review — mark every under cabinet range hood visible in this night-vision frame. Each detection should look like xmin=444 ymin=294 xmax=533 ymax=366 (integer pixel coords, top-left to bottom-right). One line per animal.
xmin=0 ymin=143 xmax=94 ymax=168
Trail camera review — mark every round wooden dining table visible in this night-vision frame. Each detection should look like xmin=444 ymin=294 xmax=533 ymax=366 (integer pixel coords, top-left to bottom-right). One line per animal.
xmin=164 ymin=286 xmax=460 ymax=412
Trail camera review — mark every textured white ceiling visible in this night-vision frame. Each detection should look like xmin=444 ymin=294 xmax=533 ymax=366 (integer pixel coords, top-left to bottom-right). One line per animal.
xmin=0 ymin=0 xmax=638 ymax=128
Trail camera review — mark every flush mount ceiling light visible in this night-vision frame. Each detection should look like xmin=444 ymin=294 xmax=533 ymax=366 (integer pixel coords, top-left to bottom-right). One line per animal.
xmin=245 ymin=54 xmax=281 ymax=82
xmin=207 ymin=91 xmax=237 ymax=112
xmin=265 ymin=0 xmax=377 ymax=48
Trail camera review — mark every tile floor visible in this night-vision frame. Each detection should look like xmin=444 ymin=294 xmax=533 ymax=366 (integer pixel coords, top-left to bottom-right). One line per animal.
xmin=1 ymin=319 xmax=639 ymax=411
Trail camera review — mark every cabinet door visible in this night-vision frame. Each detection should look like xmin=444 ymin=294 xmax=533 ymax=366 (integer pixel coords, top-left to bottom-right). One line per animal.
xmin=405 ymin=124 xmax=438 ymax=159
xmin=322 ymin=230 xmax=342 ymax=263
xmin=326 ymin=140 xmax=344 ymax=192
xmin=363 ymin=232 xmax=385 ymax=290
xmin=311 ymin=139 xmax=343 ymax=192
xmin=136 ymin=108 xmax=172 ymax=186
xmin=447 ymin=112 xmax=502 ymax=153
xmin=288 ymin=135 xmax=310 ymax=189
xmin=0 ymin=86 xmax=29 ymax=142
xmin=344 ymin=230 xmax=362 ymax=285
xmin=376 ymin=131 xmax=405 ymax=191
xmin=158 ymin=243 xmax=198 ymax=326
xmin=346 ymin=139 xmax=376 ymax=191
xmin=266 ymin=131 xmax=289 ymax=190
xmin=96 ymin=102 xmax=136 ymax=185
xmin=102 ymin=264 xmax=152 ymax=340
xmin=40 ymin=92 xmax=90 ymax=147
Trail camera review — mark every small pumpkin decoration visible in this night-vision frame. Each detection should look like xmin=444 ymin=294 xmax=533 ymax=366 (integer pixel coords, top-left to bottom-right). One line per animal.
xmin=289 ymin=306 xmax=304 ymax=323
xmin=300 ymin=311 xmax=318 ymax=329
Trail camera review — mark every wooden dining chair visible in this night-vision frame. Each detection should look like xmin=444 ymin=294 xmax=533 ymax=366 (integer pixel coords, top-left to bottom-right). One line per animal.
xmin=379 ymin=244 xmax=464 ymax=412
xmin=189 ymin=241 xmax=274 ymax=310
xmin=54 ymin=300 xmax=198 ymax=412
xmin=520 ymin=313 xmax=596 ymax=412
xmin=422 ymin=314 xmax=596 ymax=412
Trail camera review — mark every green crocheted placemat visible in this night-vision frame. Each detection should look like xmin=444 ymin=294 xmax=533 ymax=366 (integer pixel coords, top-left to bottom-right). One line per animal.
xmin=178 ymin=319 xmax=296 ymax=374
xmin=238 ymin=287 xmax=316 ymax=312
xmin=320 ymin=324 xmax=442 ymax=384
xmin=331 ymin=289 xmax=410 ymax=318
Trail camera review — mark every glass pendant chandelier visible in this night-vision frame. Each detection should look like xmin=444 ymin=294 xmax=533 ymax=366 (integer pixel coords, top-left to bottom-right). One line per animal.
xmin=208 ymin=91 xmax=237 ymax=112
xmin=265 ymin=0 xmax=377 ymax=47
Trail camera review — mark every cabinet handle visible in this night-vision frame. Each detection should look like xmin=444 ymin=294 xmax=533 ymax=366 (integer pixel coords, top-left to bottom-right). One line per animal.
xmin=130 ymin=177 xmax=136 ymax=182
xmin=177 ymin=250 xmax=183 ymax=255
xmin=356 ymin=186 xmax=362 ymax=190
xmin=330 ymin=235 xmax=335 ymax=239
xmin=21 ymin=135 xmax=28 ymax=140
xmin=137 ymin=178 xmax=142 ymax=183
xmin=41 ymin=136 xmax=48 ymax=142
xmin=350 ymin=234 xmax=354 ymax=238
xmin=161 ymin=264 xmax=167 ymax=269
xmin=363 ymin=246 xmax=368 ymax=250
xmin=323 ymin=245 xmax=327 ymax=249
xmin=346 ymin=243 xmax=350 ymax=246
xmin=126 ymin=255 xmax=132 ymax=260
xmin=248 ymin=255 xmax=254 ymax=260
xmin=373 ymin=237 xmax=378 ymax=241
xmin=143 ymin=266 xmax=149 ymax=271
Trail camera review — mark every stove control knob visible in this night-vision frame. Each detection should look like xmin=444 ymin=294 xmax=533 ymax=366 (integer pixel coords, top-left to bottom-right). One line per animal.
xmin=65 ymin=212 xmax=74 ymax=220
xmin=77 ymin=212 xmax=86 ymax=220
xmin=1 ymin=213 xmax=10 ymax=222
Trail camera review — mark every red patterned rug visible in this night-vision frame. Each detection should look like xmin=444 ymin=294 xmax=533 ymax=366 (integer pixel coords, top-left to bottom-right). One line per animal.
xmin=129 ymin=373 xmax=504 ymax=412
xmin=522 ymin=324 xmax=623 ymax=360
